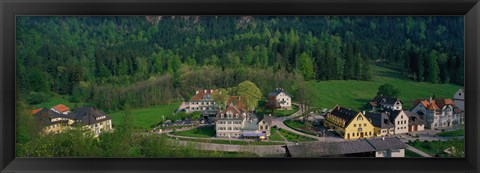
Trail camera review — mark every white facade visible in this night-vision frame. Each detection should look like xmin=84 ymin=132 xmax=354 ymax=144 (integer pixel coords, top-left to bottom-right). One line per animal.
xmin=453 ymin=89 xmax=465 ymax=111
xmin=375 ymin=149 xmax=405 ymax=157
xmin=412 ymin=102 xmax=460 ymax=129
xmin=384 ymin=101 xmax=402 ymax=111
xmin=275 ymin=92 xmax=292 ymax=110
xmin=393 ymin=111 xmax=409 ymax=134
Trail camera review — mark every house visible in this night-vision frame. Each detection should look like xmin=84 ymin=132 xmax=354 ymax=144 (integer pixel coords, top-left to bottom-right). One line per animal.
xmin=323 ymin=105 xmax=375 ymax=140
xmin=216 ymin=97 xmax=272 ymax=139
xmin=411 ymin=98 xmax=463 ymax=129
xmin=366 ymin=95 xmax=403 ymax=111
xmin=286 ymin=137 xmax=406 ymax=157
xmin=33 ymin=108 xmax=75 ymax=134
xmin=71 ymin=107 xmax=113 ymax=137
xmin=364 ymin=112 xmax=395 ymax=137
xmin=385 ymin=109 xmax=409 ymax=134
xmin=266 ymin=88 xmax=292 ymax=110
xmin=404 ymin=111 xmax=425 ymax=132
xmin=453 ymin=88 xmax=464 ymax=111
xmin=186 ymin=89 xmax=218 ymax=118
xmin=51 ymin=104 xmax=71 ymax=115
xmin=216 ymin=104 xmax=246 ymax=138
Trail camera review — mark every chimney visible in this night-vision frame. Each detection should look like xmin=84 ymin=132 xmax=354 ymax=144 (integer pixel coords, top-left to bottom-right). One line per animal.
xmin=210 ymin=89 xmax=213 ymax=93
xmin=269 ymin=114 xmax=272 ymax=117
xmin=362 ymin=111 xmax=365 ymax=115
xmin=429 ymin=97 xmax=432 ymax=103
xmin=196 ymin=90 xmax=199 ymax=94
xmin=204 ymin=90 xmax=207 ymax=93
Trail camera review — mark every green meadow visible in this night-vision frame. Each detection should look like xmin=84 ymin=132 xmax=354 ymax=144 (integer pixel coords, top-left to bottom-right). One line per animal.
xmin=308 ymin=65 xmax=462 ymax=111
xmin=110 ymin=102 xmax=181 ymax=130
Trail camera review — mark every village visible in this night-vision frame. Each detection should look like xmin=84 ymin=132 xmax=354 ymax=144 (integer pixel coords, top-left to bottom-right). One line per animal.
xmin=30 ymin=85 xmax=465 ymax=158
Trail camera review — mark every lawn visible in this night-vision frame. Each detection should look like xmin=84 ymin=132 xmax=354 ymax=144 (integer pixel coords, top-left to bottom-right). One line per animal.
xmin=273 ymin=105 xmax=299 ymax=117
xmin=269 ymin=127 xmax=286 ymax=141
xmin=308 ymin=65 xmax=462 ymax=111
xmin=110 ymin=102 xmax=181 ymax=130
xmin=277 ymin=128 xmax=317 ymax=142
xmin=257 ymin=104 xmax=299 ymax=117
xmin=169 ymin=136 xmax=285 ymax=145
xmin=437 ymin=129 xmax=465 ymax=137
xmin=283 ymin=120 xmax=317 ymax=136
xmin=408 ymin=139 xmax=465 ymax=157
xmin=405 ymin=149 xmax=423 ymax=158
xmin=174 ymin=126 xmax=216 ymax=138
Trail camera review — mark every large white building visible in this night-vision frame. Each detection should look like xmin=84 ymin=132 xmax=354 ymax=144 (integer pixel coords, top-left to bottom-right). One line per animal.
xmin=411 ymin=98 xmax=462 ymax=129
xmin=186 ymin=89 xmax=218 ymax=118
xmin=216 ymin=96 xmax=272 ymax=139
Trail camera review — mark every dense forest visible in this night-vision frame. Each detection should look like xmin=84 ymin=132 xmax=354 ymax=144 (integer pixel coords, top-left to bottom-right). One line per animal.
xmin=16 ymin=16 xmax=464 ymax=112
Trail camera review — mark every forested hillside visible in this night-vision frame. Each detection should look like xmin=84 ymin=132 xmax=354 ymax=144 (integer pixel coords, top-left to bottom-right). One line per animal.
xmin=16 ymin=16 xmax=464 ymax=112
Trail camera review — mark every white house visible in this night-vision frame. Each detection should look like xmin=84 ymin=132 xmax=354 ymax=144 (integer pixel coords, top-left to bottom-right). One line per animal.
xmin=186 ymin=89 xmax=218 ymax=118
xmin=266 ymin=88 xmax=292 ymax=110
xmin=453 ymin=88 xmax=464 ymax=111
xmin=411 ymin=98 xmax=462 ymax=129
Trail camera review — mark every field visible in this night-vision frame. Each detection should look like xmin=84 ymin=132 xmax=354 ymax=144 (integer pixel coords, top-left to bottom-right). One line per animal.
xmin=308 ymin=65 xmax=462 ymax=111
xmin=110 ymin=102 xmax=181 ymax=130
xmin=174 ymin=126 xmax=216 ymax=138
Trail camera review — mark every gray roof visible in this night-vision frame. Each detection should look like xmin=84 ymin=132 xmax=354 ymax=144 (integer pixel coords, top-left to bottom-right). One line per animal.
xmin=329 ymin=106 xmax=358 ymax=124
xmin=268 ymin=88 xmax=292 ymax=97
xmin=33 ymin=109 xmax=72 ymax=126
xmin=372 ymin=95 xmax=401 ymax=105
xmin=364 ymin=112 xmax=394 ymax=129
xmin=260 ymin=115 xmax=273 ymax=125
xmin=385 ymin=109 xmax=403 ymax=120
xmin=366 ymin=137 xmax=407 ymax=151
xmin=71 ymin=107 xmax=111 ymax=126
xmin=287 ymin=137 xmax=406 ymax=157
xmin=404 ymin=111 xmax=425 ymax=126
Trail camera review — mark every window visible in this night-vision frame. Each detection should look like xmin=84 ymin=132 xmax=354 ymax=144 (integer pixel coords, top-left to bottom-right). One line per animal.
xmin=354 ymin=124 xmax=357 ymax=127
xmin=353 ymin=133 xmax=355 ymax=137
xmin=364 ymin=123 xmax=367 ymax=126
xmin=369 ymin=132 xmax=372 ymax=136
xmin=357 ymin=117 xmax=363 ymax=121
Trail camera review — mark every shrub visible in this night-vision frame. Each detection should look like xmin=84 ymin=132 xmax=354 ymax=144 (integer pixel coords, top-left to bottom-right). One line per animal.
xmin=27 ymin=91 xmax=49 ymax=104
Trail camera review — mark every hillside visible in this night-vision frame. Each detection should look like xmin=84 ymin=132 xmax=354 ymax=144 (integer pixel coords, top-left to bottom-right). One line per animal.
xmin=308 ymin=65 xmax=461 ymax=110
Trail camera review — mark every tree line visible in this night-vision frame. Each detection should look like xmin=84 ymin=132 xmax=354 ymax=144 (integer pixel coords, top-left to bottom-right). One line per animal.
xmin=16 ymin=16 xmax=464 ymax=109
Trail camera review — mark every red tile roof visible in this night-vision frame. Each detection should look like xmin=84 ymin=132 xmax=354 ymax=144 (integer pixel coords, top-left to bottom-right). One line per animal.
xmin=189 ymin=89 xmax=217 ymax=101
xmin=414 ymin=98 xmax=455 ymax=110
xmin=31 ymin=108 xmax=42 ymax=115
xmin=226 ymin=96 xmax=247 ymax=111
xmin=52 ymin=104 xmax=70 ymax=113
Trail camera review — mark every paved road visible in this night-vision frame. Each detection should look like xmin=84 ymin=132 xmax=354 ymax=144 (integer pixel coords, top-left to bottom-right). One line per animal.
xmin=405 ymin=144 xmax=432 ymax=157
xmin=270 ymin=103 xmax=345 ymax=142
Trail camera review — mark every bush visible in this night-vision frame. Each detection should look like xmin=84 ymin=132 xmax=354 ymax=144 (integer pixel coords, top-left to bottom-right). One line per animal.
xmin=27 ymin=91 xmax=49 ymax=104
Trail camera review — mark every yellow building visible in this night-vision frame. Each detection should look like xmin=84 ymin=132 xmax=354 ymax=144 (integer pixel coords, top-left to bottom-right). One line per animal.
xmin=324 ymin=105 xmax=375 ymax=140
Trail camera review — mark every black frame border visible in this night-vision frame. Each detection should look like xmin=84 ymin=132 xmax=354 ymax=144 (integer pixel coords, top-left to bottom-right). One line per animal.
xmin=1 ymin=0 xmax=479 ymax=173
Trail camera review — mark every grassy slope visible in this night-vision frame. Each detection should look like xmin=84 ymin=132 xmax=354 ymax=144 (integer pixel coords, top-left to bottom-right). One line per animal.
xmin=308 ymin=65 xmax=462 ymax=111
xmin=110 ymin=102 xmax=181 ymax=130
xmin=175 ymin=126 xmax=216 ymax=138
